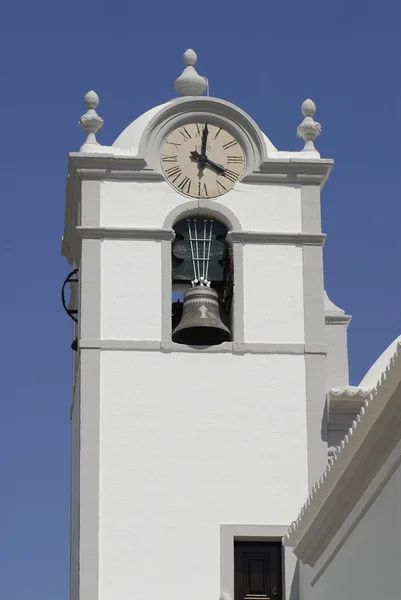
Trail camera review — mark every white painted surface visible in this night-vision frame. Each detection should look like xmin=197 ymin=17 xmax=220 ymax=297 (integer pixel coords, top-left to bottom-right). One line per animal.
xmin=101 ymin=240 xmax=161 ymax=340
xmin=215 ymin=184 xmax=302 ymax=232
xmin=70 ymin=93 xmax=329 ymax=600
xmin=112 ymin=102 xmax=173 ymax=151
xmin=243 ymin=245 xmax=304 ymax=343
xmin=70 ymin=373 xmax=80 ymax=600
xmin=325 ymin=323 xmax=349 ymax=390
xmin=99 ymin=351 xmax=308 ymax=600
xmin=100 ymin=181 xmax=302 ymax=232
xmin=111 ymin=99 xmax=277 ymax=155
xmin=100 ymin=181 xmax=191 ymax=228
xmin=359 ymin=334 xmax=401 ymax=388
xmin=301 ymin=439 xmax=401 ymax=599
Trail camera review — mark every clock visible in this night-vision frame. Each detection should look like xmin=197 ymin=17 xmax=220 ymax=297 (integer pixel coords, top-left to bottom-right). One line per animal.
xmin=161 ymin=122 xmax=244 ymax=198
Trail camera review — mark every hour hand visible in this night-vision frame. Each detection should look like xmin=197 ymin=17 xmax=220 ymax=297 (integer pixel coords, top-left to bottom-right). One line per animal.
xmin=190 ymin=150 xmax=208 ymax=171
xmin=204 ymin=157 xmax=225 ymax=174
xmin=190 ymin=151 xmax=225 ymax=174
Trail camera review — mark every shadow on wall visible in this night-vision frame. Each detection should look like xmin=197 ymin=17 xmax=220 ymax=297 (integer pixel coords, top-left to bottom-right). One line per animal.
xmin=289 ymin=559 xmax=300 ymax=600
xmin=321 ymin=400 xmax=328 ymax=446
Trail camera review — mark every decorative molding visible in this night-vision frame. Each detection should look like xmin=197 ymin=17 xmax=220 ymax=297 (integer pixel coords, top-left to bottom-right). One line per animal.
xmin=69 ymin=155 xmax=333 ymax=186
xmin=76 ymin=225 xmax=175 ymax=241
xmin=242 ymin=158 xmax=333 ymax=188
xmin=284 ymin=342 xmax=401 ymax=566
xmin=325 ymin=313 xmax=352 ymax=325
xmin=329 ymin=385 xmax=373 ymax=399
xmin=78 ymin=339 xmax=319 ymax=355
xmin=327 ymin=386 xmax=373 ymax=418
xmin=305 ymin=343 xmax=327 ymax=355
xmin=227 ymin=231 xmax=326 ymax=246
xmin=71 ymin=155 xmax=163 ymax=182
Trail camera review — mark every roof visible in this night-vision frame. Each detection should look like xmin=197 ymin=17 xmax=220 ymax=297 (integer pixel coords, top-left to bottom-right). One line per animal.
xmin=359 ymin=333 xmax=401 ymax=388
xmin=111 ymin=98 xmax=278 ymax=154
xmin=284 ymin=337 xmax=401 ymax=565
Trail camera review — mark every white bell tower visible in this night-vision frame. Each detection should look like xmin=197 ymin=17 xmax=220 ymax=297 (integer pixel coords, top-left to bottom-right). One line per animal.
xmin=62 ymin=50 xmax=334 ymax=600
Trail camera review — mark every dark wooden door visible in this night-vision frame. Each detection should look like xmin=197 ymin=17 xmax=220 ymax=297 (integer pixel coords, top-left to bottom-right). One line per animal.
xmin=234 ymin=541 xmax=282 ymax=600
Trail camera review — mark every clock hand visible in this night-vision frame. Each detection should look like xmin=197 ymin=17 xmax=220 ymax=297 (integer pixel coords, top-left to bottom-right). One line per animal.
xmin=200 ymin=123 xmax=209 ymax=169
xmin=190 ymin=151 xmax=225 ymax=174
xmin=204 ymin=158 xmax=225 ymax=174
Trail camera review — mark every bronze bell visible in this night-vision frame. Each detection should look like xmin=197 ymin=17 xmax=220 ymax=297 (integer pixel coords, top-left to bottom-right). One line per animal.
xmin=172 ymin=285 xmax=231 ymax=346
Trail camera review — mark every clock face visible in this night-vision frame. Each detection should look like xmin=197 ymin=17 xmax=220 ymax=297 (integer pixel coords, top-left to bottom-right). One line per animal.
xmin=161 ymin=122 xmax=244 ymax=198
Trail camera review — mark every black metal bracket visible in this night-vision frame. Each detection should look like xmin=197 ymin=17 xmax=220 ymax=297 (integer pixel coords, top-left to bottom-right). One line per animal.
xmin=61 ymin=269 xmax=79 ymax=324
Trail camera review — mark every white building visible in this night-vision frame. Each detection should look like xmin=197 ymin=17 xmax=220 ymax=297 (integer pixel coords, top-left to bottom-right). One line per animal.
xmin=285 ymin=335 xmax=401 ymax=599
xmin=61 ymin=50 xmax=399 ymax=600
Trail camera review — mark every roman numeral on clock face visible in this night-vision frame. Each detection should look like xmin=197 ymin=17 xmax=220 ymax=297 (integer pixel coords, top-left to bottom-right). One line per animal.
xmin=216 ymin=180 xmax=227 ymax=193
xmin=178 ymin=127 xmax=191 ymax=141
xmin=223 ymin=139 xmax=238 ymax=150
xmin=198 ymin=181 xmax=208 ymax=197
xmin=177 ymin=176 xmax=191 ymax=194
xmin=227 ymin=156 xmax=243 ymax=164
xmin=165 ymin=165 xmax=182 ymax=182
xmin=162 ymin=154 xmax=178 ymax=163
xmin=222 ymin=169 xmax=239 ymax=183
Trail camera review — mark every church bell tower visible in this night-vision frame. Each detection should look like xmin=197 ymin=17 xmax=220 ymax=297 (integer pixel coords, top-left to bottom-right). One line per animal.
xmin=62 ymin=50 xmax=335 ymax=600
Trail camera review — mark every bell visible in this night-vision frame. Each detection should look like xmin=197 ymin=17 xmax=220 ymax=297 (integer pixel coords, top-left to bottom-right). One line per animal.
xmin=172 ymin=285 xmax=231 ymax=346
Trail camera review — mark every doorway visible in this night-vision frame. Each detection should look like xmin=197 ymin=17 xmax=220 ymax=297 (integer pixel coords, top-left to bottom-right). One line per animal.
xmin=234 ymin=541 xmax=282 ymax=600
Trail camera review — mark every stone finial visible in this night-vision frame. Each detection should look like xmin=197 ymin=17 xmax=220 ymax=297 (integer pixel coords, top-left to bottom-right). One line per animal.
xmin=174 ymin=49 xmax=208 ymax=97
xmin=79 ymin=90 xmax=104 ymax=147
xmin=297 ymin=99 xmax=321 ymax=152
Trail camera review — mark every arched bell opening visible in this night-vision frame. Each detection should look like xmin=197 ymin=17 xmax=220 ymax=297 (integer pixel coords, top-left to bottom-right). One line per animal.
xmin=171 ymin=216 xmax=233 ymax=346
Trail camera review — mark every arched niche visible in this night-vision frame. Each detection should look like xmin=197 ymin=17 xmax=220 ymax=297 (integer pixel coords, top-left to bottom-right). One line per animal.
xmin=161 ymin=202 xmax=244 ymax=347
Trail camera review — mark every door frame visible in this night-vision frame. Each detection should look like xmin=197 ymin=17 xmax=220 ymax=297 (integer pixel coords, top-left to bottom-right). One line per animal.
xmin=220 ymin=524 xmax=298 ymax=600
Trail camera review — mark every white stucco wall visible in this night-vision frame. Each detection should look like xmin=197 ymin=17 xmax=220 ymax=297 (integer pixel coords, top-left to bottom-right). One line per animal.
xmin=243 ymin=245 xmax=304 ymax=343
xmin=70 ymin=369 xmax=80 ymax=600
xmin=100 ymin=181 xmax=302 ymax=232
xmin=300 ymin=439 xmax=401 ymax=599
xmin=98 ymin=351 xmax=308 ymax=600
xmin=101 ymin=240 xmax=162 ymax=340
xmin=324 ymin=323 xmax=349 ymax=390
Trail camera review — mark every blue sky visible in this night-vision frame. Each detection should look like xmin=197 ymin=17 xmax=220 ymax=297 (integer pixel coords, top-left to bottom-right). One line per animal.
xmin=1 ymin=1 xmax=400 ymax=598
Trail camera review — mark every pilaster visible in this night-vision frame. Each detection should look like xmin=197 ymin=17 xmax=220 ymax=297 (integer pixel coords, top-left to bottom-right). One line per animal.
xmin=301 ymin=184 xmax=328 ymax=488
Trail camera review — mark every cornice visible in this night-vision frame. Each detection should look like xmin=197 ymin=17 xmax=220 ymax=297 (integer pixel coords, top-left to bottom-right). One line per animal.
xmin=327 ymin=387 xmax=373 ymax=424
xmin=69 ymin=153 xmax=164 ymax=182
xmin=329 ymin=386 xmax=373 ymax=399
xmin=284 ymin=342 xmax=401 ymax=565
xmin=78 ymin=340 xmax=325 ymax=355
xmin=227 ymin=231 xmax=326 ymax=246
xmin=67 ymin=154 xmax=333 ymax=185
xmin=243 ymin=158 xmax=334 ymax=188
xmin=76 ymin=226 xmax=175 ymax=241
xmin=325 ymin=313 xmax=352 ymax=326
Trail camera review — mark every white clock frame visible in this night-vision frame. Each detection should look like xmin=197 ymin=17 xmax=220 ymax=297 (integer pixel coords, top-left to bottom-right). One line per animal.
xmin=137 ymin=96 xmax=267 ymax=177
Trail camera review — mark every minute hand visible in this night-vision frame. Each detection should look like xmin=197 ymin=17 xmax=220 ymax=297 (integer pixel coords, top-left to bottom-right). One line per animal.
xmin=200 ymin=123 xmax=208 ymax=168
